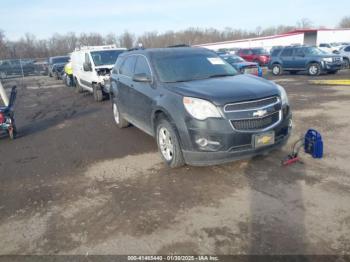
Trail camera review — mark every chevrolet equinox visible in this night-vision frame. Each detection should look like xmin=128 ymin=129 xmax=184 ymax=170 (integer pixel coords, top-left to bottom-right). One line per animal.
xmin=110 ymin=47 xmax=292 ymax=167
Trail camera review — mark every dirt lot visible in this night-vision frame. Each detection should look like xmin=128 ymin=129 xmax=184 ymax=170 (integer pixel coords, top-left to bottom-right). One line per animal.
xmin=0 ymin=71 xmax=350 ymax=255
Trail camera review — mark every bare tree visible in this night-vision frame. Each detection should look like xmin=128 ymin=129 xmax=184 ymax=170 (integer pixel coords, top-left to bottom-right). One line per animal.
xmin=118 ymin=31 xmax=135 ymax=49
xmin=338 ymin=16 xmax=350 ymax=28
xmin=297 ymin=18 xmax=313 ymax=29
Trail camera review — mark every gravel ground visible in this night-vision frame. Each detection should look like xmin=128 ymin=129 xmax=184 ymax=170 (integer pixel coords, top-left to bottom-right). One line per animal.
xmin=0 ymin=71 xmax=350 ymax=255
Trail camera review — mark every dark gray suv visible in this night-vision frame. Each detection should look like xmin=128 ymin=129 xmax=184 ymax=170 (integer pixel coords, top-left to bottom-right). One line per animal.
xmin=110 ymin=47 xmax=292 ymax=167
xmin=269 ymin=46 xmax=343 ymax=76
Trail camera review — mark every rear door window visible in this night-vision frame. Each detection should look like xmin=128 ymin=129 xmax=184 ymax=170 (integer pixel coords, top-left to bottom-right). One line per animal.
xmin=294 ymin=48 xmax=305 ymax=57
xmin=281 ymin=48 xmax=293 ymax=57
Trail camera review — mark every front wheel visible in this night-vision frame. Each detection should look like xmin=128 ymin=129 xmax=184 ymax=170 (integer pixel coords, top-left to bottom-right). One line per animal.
xmin=156 ymin=118 xmax=185 ymax=168
xmin=271 ymin=64 xmax=283 ymax=76
xmin=343 ymin=58 xmax=349 ymax=69
xmin=308 ymin=63 xmax=321 ymax=76
xmin=93 ymin=84 xmax=103 ymax=102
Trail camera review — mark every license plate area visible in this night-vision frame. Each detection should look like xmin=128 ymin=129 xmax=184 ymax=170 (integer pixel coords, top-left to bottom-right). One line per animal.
xmin=253 ymin=131 xmax=275 ymax=148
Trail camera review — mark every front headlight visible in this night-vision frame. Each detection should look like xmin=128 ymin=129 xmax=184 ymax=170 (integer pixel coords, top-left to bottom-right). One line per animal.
xmin=183 ymin=97 xmax=222 ymax=120
xmin=276 ymin=84 xmax=289 ymax=105
xmin=323 ymin=57 xmax=333 ymax=63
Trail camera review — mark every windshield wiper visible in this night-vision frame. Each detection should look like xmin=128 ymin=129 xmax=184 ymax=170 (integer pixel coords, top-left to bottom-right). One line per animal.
xmin=208 ymin=74 xmax=234 ymax=78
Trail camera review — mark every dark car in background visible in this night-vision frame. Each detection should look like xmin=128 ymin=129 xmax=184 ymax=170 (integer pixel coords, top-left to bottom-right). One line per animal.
xmin=237 ymin=48 xmax=271 ymax=66
xmin=219 ymin=53 xmax=263 ymax=77
xmin=110 ymin=47 xmax=292 ymax=167
xmin=48 ymin=56 xmax=70 ymax=79
xmin=0 ymin=59 xmax=36 ymax=79
xmin=269 ymin=46 xmax=343 ymax=76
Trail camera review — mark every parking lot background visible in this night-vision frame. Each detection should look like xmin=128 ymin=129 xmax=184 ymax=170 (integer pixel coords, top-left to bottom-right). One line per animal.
xmin=0 ymin=71 xmax=349 ymax=255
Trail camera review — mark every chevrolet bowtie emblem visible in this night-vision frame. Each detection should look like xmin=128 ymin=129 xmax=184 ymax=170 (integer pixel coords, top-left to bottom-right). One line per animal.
xmin=253 ymin=109 xmax=267 ymax=117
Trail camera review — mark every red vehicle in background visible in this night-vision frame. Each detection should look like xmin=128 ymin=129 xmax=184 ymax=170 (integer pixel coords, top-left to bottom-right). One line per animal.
xmin=237 ymin=48 xmax=270 ymax=66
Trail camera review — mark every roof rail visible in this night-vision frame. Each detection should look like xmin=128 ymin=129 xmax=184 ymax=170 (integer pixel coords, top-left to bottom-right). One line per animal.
xmin=74 ymin=45 xmax=118 ymax=51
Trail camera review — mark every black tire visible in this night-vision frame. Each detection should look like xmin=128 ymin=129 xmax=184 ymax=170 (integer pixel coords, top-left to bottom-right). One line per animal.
xmin=112 ymin=99 xmax=129 ymax=128
xmin=93 ymin=84 xmax=103 ymax=102
xmin=8 ymin=124 xmax=17 ymax=140
xmin=75 ymin=80 xmax=84 ymax=93
xmin=343 ymin=58 xmax=349 ymax=69
xmin=307 ymin=63 xmax=321 ymax=76
xmin=328 ymin=70 xmax=338 ymax=74
xmin=271 ymin=64 xmax=283 ymax=76
xmin=49 ymin=71 xmax=52 ymax=77
xmin=156 ymin=118 xmax=185 ymax=168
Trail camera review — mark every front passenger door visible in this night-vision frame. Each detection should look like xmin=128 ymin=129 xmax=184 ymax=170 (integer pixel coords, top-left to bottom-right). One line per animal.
xmin=129 ymin=55 xmax=155 ymax=134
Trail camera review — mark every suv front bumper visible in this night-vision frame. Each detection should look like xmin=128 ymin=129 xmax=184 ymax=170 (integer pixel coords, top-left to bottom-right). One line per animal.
xmin=180 ymin=113 xmax=292 ymax=166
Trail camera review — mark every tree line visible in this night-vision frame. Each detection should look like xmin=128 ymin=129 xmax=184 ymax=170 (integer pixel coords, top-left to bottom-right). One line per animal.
xmin=1 ymin=16 xmax=349 ymax=60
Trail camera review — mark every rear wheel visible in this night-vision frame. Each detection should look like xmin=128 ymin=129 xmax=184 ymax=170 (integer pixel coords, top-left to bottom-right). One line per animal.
xmin=308 ymin=63 xmax=321 ymax=76
xmin=271 ymin=64 xmax=283 ymax=76
xmin=156 ymin=118 xmax=185 ymax=168
xmin=112 ymin=99 xmax=129 ymax=128
xmin=343 ymin=58 xmax=349 ymax=69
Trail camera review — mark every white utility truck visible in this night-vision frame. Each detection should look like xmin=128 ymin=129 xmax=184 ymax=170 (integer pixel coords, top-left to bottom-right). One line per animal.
xmin=71 ymin=45 xmax=126 ymax=101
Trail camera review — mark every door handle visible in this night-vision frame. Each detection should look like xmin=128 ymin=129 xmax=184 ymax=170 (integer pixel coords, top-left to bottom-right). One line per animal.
xmin=130 ymin=84 xmax=134 ymax=88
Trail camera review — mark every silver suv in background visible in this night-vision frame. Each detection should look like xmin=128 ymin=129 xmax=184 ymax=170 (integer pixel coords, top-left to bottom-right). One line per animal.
xmin=339 ymin=45 xmax=350 ymax=69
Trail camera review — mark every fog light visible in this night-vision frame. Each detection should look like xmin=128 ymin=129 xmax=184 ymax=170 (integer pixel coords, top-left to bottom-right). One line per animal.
xmin=196 ymin=138 xmax=208 ymax=147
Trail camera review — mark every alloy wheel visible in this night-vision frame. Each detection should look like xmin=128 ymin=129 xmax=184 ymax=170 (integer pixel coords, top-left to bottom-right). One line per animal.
xmin=113 ymin=102 xmax=119 ymax=125
xmin=158 ymin=127 xmax=174 ymax=161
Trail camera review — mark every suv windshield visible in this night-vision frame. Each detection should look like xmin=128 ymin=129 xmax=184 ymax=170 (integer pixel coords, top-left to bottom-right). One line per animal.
xmin=304 ymin=47 xmax=327 ymax=55
xmin=91 ymin=50 xmax=124 ymax=66
xmin=252 ymin=48 xmax=269 ymax=55
xmin=153 ymin=51 xmax=237 ymax=83
xmin=52 ymin=57 xmax=69 ymax=64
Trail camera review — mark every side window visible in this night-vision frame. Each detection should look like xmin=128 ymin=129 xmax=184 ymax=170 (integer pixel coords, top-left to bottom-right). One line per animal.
xmin=85 ymin=53 xmax=91 ymax=64
xmin=294 ymin=48 xmax=305 ymax=57
xmin=271 ymin=49 xmax=281 ymax=57
xmin=119 ymin=56 xmax=137 ymax=77
xmin=281 ymin=48 xmax=293 ymax=57
xmin=134 ymin=56 xmax=151 ymax=77
xmin=113 ymin=57 xmax=124 ymax=74
xmin=344 ymin=46 xmax=350 ymax=52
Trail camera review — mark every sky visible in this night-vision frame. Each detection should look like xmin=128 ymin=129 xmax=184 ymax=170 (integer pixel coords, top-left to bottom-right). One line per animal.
xmin=1 ymin=0 xmax=349 ymax=40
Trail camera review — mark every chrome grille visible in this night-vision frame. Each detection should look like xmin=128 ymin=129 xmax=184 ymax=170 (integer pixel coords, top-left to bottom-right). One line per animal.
xmin=224 ymin=96 xmax=279 ymax=112
xmin=225 ymin=96 xmax=282 ymax=132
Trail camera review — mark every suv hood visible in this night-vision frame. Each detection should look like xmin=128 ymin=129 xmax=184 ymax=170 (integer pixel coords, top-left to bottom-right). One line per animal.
xmin=165 ymin=75 xmax=279 ymax=106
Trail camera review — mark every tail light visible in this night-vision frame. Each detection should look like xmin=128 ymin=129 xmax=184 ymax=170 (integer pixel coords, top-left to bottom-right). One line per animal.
xmin=0 ymin=113 xmax=5 ymax=124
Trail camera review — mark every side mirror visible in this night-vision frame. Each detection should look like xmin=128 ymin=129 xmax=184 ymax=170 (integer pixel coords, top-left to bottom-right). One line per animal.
xmin=83 ymin=62 xmax=92 ymax=71
xmin=132 ymin=73 xmax=152 ymax=83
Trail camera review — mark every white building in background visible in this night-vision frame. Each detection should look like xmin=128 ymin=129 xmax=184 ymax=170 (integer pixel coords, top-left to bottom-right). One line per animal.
xmin=195 ymin=29 xmax=350 ymax=51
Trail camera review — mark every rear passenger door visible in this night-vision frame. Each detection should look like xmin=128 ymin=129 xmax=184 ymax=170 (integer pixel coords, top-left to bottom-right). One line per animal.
xmin=128 ymin=55 xmax=155 ymax=134
xmin=280 ymin=48 xmax=294 ymax=69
